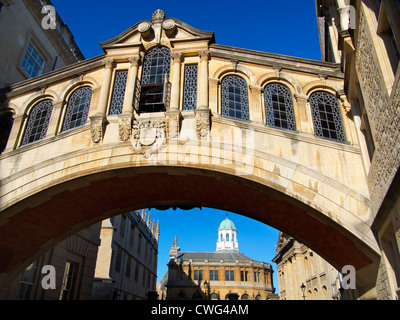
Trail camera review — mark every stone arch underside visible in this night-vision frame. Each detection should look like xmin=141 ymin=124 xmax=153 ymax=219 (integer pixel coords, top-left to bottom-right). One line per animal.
xmin=0 ymin=142 xmax=380 ymax=295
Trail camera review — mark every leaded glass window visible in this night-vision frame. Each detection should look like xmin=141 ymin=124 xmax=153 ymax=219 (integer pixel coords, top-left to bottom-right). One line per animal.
xmin=221 ymin=75 xmax=249 ymax=121
xmin=139 ymin=46 xmax=171 ymax=113
xmin=264 ymin=83 xmax=296 ymax=131
xmin=21 ymin=99 xmax=53 ymax=146
xmin=183 ymin=64 xmax=198 ymax=110
xmin=310 ymin=91 xmax=346 ymax=142
xmin=141 ymin=46 xmax=171 ymax=85
xmin=62 ymin=86 xmax=92 ymax=132
xmin=109 ymin=70 xmax=128 ymax=115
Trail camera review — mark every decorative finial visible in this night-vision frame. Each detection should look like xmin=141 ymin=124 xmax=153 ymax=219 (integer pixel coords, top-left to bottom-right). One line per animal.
xmin=152 ymin=9 xmax=165 ymax=22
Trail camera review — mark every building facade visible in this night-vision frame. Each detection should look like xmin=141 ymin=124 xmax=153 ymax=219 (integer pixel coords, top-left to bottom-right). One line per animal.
xmin=273 ymin=232 xmax=358 ymax=300
xmin=92 ymin=210 xmax=159 ymax=300
xmin=0 ymin=223 xmax=102 ymax=300
xmin=0 ymin=0 xmax=84 ymax=153
xmin=316 ymin=0 xmax=400 ymax=300
xmin=0 ymin=5 xmax=398 ymax=299
xmin=164 ymin=217 xmax=276 ymax=300
xmin=0 ymin=0 xmax=84 ymax=88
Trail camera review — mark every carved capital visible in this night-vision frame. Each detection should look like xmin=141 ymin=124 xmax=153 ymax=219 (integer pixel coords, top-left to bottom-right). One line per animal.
xmin=171 ymin=51 xmax=183 ymax=63
xmin=128 ymin=56 xmax=141 ymax=67
xmin=103 ymin=58 xmax=115 ymax=69
xmin=198 ymin=49 xmax=210 ymax=61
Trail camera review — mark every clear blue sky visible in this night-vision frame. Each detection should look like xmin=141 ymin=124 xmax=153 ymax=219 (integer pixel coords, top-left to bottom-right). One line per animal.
xmin=50 ymin=0 xmax=322 ymax=293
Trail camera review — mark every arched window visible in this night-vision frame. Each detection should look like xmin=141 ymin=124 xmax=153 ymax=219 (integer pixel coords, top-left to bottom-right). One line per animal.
xmin=221 ymin=75 xmax=249 ymax=121
xmin=21 ymin=99 xmax=53 ymax=146
xmin=220 ymin=233 xmax=223 ymax=242
xmin=62 ymin=86 xmax=92 ymax=132
xmin=264 ymin=83 xmax=296 ymax=130
xmin=226 ymin=233 xmax=229 ymax=241
xmin=309 ymin=91 xmax=346 ymax=142
xmin=139 ymin=46 xmax=171 ymax=113
xmin=241 ymin=294 xmax=249 ymax=300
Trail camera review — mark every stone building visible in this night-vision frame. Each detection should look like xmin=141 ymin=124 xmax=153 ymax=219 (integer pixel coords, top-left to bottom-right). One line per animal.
xmin=273 ymin=232 xmax=358 ymax=300
xmin=164 ymin=216 xmax=276 ymax=300
xmin=0 ymin=4 xmax=399 ymax=300
xmin=316 ymin=0 xmax=400 ymax=300
xmin=0 ymin=0 xmax=84 ymax=88
xmin=0 ymin=0 xmax=84 ymax=153
xmin=0 ymin=223 xmax=102 ymax=300
xmin=92 ymin=210 xmax=159 ymax=300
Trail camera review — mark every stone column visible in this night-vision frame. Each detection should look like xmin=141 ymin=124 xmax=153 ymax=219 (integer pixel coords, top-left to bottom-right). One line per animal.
xmin=118 ymin=55 xmax=141 ymax=141
xmin=197 ymin=49 xmax=209 ymax=110
xmin=90 ymin=58 xmax=114 ymax=143
xmin=169 ymin=52 xmax=183 ymax=111
xmin=166 ymin=52 xmax=182 ymax=139
xmin=195 ymin=49 xmax=211 ymax=138
xmin=122 ymin=55 xmax=141 ymax=114
xmin=97 ymin=58 xmax=115 ymax=115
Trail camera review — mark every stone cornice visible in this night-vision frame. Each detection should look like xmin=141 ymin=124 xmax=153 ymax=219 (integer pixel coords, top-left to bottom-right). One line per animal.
xmin=210 ymin=44 xmax=344 ymax=78
xmin=0 ymin=54 xmax=105 ymax=100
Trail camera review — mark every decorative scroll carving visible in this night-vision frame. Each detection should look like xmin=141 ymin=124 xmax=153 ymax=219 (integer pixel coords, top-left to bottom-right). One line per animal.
xmin=90 ymin=114 xmax=106 ymax=143
xmin=130 ymin=119 xmax=166 ymax=158
xmin=195 ymin=108 xmax=211 ymax=138
xmin=118 ymin=113 xmax=133 ymax=141
xmin=166 ymin=111 xmax=180 ymax=139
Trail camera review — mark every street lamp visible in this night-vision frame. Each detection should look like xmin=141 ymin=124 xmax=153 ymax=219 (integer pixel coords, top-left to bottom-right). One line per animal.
xmin=300 ymin=283 xmax=306 ymax=300
xmin=203 ymin=280 xmax=209 ymax=300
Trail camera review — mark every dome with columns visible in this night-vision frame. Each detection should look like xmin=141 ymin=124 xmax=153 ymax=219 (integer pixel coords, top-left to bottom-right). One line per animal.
xmin=216 ymin=215 xmax=239 ymax=252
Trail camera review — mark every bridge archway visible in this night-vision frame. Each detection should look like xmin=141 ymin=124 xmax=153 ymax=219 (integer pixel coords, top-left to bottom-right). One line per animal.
xmin=0 ymin=141 xmax=380 ymax=298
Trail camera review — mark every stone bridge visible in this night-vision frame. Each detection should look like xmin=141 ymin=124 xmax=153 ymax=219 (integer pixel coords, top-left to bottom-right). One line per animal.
xmin=0 ymin=10 xmax=380 ymax=298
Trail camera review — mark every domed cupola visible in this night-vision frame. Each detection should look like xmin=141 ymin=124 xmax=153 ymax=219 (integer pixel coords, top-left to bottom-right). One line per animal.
xmin=216 ymin=215 xmax=239 ymax=252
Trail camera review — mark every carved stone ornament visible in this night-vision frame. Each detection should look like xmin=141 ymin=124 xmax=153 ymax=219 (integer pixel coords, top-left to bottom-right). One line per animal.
xmin=166 ymin=111 xmax=180 ymax=139
xmin=152 ymin=9 xmax=165 ymax=22
xmin=195 ymin=109 xmax=211 ymax=138
xmin=118 ymin=117 xmax=132 ymax=141
xmin=90 ymin=114 xmax=106 ymax=143
xmin=130 ymin=119 xmax=166 ymax=158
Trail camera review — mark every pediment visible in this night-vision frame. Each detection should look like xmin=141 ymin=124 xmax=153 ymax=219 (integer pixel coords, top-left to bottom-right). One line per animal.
xmin=100 ymin=9 xmax=215 ymax=50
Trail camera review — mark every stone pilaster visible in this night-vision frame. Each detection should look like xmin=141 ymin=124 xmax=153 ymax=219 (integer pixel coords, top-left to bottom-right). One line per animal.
xmin=118 ymin=55 xmax=141 ymax=141
xmin=198 ymin=49 xmax=209 ymax=110
xmin=90 ymin=58 xmax=115 ymax=143
xmin=295 ymin=93 xmax=313 ymax=135
xmin=169 ymin=51 xmax=183 ymax=111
